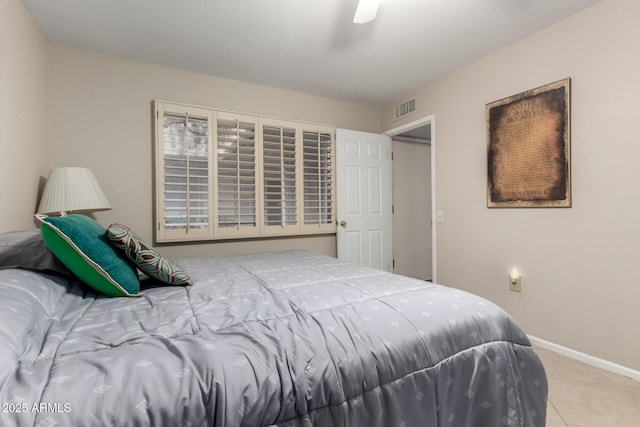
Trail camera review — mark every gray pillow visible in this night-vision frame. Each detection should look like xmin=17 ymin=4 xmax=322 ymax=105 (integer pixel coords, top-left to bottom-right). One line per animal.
xmin=0 ymin=229 xmax=71 ymax=276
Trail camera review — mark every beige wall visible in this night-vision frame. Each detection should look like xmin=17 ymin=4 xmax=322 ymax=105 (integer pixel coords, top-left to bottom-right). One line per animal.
xmin=383 ymin=0 xmax=640 ymax=371
xmin=392 ymin=140 xmax=432 ymax=280
xmin=0 ymin=0 xmax=49 ymax=232
xmin=50 ymin=45 xmax=381 ymax=258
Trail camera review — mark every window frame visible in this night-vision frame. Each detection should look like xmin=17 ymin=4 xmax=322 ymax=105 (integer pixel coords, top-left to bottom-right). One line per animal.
xmin=260 ymin=118 xmax=302 ymax=237
xmin=154 ymin=101 xmax=336 ymax=243
xmin=300 ymin=126 xmax=337 ymax=235
xmin=155 ymin=102 xmax=214 ymax=243
xmin=213 ymin=111 xmax=260 ymax=240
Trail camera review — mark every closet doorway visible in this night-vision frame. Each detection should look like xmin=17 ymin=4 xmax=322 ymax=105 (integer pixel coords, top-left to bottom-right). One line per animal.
xmin=387 ymin=119 xmax=433 ymax=281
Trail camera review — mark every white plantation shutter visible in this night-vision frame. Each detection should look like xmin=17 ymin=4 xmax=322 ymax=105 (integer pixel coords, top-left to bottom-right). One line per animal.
xmin=156 ymin=103 xmax=212 ymax=242
xmin=154 ymin=101 xmax=336 ymax=242
xmin=302 ymin=128 xmax=335 ymax=233
xmin=261 ymin=120 xmax=299 ymax=235
xmin=214 ymin=113 xmax=259 ymax=238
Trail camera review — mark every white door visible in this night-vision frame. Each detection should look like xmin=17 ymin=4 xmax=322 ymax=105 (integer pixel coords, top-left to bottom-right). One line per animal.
xmin=336 ymin=129 xmax=392 ymax=271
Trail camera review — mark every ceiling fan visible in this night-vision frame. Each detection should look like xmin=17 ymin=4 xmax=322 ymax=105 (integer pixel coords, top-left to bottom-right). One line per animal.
xmin=353 ymin=0 xmax=381 ymax=24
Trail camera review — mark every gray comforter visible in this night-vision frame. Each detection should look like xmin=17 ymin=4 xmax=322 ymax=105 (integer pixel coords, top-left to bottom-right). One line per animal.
xmin=0 ymin=250 xmax=547 ymax=426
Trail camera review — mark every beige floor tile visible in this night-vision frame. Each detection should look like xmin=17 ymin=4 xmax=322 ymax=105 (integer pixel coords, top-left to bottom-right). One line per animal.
xmin=533 ymin=345 xmax=640 ymax=427
xmin=546 ymin=401 xmax=568 ymax=426
xmin=601 ymin=370 xmax=640 ymax=406
xmin=536 ymin=347 xmax=609 ymax=387
xmin=551 ymin=382 xmax=640 ymax=426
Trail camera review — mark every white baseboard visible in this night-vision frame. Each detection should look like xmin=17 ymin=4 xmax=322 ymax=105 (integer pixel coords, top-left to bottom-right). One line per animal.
xmin=528 ymin=335 xmax=640 ymax=382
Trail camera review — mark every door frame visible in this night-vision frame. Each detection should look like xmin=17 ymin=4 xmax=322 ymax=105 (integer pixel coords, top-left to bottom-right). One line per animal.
xmin=383 ymin=115 xmax=437 ymax=282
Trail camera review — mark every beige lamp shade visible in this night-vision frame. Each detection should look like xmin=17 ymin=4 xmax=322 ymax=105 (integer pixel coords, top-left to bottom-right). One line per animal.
xmin=38 ymin=167 xmax=112 ymax=215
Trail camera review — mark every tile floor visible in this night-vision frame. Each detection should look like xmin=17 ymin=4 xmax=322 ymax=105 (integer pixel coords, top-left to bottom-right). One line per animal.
xmin=535 ymin=345 xmax=640 ymax=426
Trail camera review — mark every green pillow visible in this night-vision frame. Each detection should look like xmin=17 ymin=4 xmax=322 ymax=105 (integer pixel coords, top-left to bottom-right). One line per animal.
xmin=106 ymin=223 xmax=192 ymax=286
xmin=37 ymin=214 xmax=140 ymax=297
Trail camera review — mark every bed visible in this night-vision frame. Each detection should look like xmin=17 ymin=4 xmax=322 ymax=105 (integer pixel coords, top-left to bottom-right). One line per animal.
xmin=0 ymin=230 xmax=547 ymax=427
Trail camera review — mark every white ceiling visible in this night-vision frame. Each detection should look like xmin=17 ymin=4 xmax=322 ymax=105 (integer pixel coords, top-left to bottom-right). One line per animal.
xmin=22 ymin=0 xmax=600 ymax=106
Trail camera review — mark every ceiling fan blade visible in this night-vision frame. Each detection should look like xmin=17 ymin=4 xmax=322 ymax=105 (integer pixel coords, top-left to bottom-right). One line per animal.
xmin=353 ymin=0 xmax=381 ymax=24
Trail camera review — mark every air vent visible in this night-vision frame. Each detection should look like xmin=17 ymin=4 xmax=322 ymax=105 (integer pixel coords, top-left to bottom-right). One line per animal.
xmin=394 ymin=98 xmax=416 ymax=120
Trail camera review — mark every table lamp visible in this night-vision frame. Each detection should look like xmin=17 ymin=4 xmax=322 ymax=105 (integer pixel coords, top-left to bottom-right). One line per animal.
xmin=38 ymin=167 xmax=111 ymax=216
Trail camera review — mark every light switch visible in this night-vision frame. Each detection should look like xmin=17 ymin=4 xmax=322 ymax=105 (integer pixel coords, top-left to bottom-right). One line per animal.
xmin=436 ymin=210 xmax=445 ymax=223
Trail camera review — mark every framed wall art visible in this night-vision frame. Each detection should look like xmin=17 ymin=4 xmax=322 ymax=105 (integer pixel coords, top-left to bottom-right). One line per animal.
xmin=486 ymin=78 xmax=571 ymax=208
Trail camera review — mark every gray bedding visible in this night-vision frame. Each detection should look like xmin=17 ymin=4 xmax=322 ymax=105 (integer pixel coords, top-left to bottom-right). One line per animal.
xmin=0 ymin=250 xmax=547 ymax=426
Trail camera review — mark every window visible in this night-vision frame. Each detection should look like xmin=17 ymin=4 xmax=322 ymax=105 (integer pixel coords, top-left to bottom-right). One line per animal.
xmin=303 ymin=129 xmax=334 ymax=230
xmin=155 ymin=103 xmax=213 ymax=242
xmin=154 ymin=101 xmax=336 ymax=242
xmin=261 ymin=119 xmax=299 ymax=236
xmin=214 ymin=113 xmax=259 ymax=239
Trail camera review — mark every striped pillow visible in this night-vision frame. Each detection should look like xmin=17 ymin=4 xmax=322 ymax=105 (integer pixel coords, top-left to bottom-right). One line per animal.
xmin=106 ymin=224 xmax=192 ymax=286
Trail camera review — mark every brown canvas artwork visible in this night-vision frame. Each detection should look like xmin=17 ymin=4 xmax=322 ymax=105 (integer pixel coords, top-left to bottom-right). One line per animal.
xmin=487 ymin=78 xmax=571 ymax=208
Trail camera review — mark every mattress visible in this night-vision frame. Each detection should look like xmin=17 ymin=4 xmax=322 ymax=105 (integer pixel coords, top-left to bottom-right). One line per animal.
xmin=0 ymin=250 xmax=547 ymax=426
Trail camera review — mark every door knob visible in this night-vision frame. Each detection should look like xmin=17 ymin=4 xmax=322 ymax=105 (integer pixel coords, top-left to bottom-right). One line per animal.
xmin=339 ymin=220 xmax=347 ymax=227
